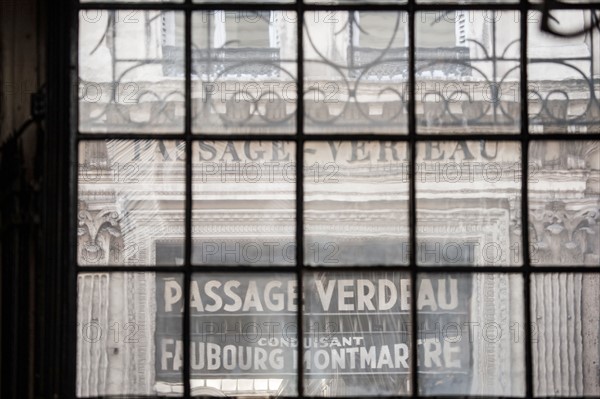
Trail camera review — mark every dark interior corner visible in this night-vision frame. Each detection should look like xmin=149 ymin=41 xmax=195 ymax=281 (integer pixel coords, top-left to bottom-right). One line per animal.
xmin=1 ymin=0 xmax=71 ymax=397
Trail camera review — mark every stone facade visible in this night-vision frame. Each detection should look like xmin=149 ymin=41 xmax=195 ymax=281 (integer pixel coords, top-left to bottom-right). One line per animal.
xmin=76 ymin=9 xmax=600 ymax=398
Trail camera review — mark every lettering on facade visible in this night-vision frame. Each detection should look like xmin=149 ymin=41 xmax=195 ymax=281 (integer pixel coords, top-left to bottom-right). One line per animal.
xmin=126 ymin=140 xmax=504 ymax=165
xmin=155 ymin=272 xmax=472 ymax=392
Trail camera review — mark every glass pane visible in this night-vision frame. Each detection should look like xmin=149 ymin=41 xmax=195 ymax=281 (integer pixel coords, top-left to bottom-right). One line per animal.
xmin=416 ymin=141 xmax=522 ymax=266
xmin=528 ymin=10 xmax=600 ymax=134
xmin=192 ymin=11 xmax=298 ymax=134
xmin=305 ymin=0 xmax=406 ymax=3
xmin=189 ymin=273 xmax=297 ymax=397
xmin=416 ymin=10 xmax=521 ymax=134
xmin=529 ymin=1 xmax=600 ymax=7
xmin=81 ymin=0 xmax=182 ymax=2
xmin=418 ymin=273 xmax=525 ymax=396
xmin=194 ymin=0 xmax=293 ymax=3
xmin=304 ymin=11 xmax=409 ymax=134
xmin=305 ymin=0 xmax=407 ymax=5
xmin=531 ymin=273 xmax=600 ymax=397
xmin=304 ymin=141 xmax=409 ymax=266
xmin=81 ymin=1 xmax=182 ymax=2
xmin=77 ymin=272 xmax=184 ymax=397
xmin=528 ymin=141 xmax=600 ymax=266
xmin=418 ymin=0 xmax=517 ymax=3
xmin=192 ymin=141 xmax=296 ymax=266
xmin=78 ymin=140 xmax=185 ymax=266
xmin=304 ymin=271 xmax=412 ymax=396
xmin=79 ymin=10 xmax=184 ymax=133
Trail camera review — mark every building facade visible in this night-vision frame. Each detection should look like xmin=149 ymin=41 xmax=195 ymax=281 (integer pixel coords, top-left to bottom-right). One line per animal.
xmin=75 ymin=9 xmax=600 ymax=397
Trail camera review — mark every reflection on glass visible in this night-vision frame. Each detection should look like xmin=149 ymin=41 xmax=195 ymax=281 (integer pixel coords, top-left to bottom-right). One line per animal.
xmin=416 ymin=141 xmax=522 ymax=266
xmin=528 ymin=10 xmax=599 ymax=134
xmin=81 ymin=1 xmax=182 ymax=2
xmin=304 ymin=271 xmax=412 ymax=396
xmin=418 ymin=0 xmax=517 ymax=2
xmin=78 ymin=140 xmax=185 ymax=266
xmin=530 ymin=0 xmax=600 ymax=3
xmin=192 ymin=141 xmax=296 ymax=266
xmin=77 ymin=273 xmax=183 ymax=397
xmin=304 ymin=141 xmax=409 ymax=266
xmin=191 ymin=11 xmax=298 ymax=134
xmin=79 ymin=10 xmax=185 ymax=132
xmin=306 ymin=0 xmax=406 ymax=3
xmin=416 ymin=10 xmax=521 ymax=134
xmin=189 ymin=273 xmax=297 ymax=397
xmin=528 ymin=141 xmax=600 ymax=266
xmin=418 ymin=273 xmax=525 ymax=396
xmin=195 ymin=0 xmax=293 ymax=2
xmin=531 ymin=273 xmax=600 ymax=397
xmin=304 ymin=11 xmax=409 ymax=134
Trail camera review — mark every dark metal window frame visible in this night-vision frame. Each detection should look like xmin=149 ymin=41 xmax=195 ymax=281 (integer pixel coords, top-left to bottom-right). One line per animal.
xmin=55 ymin=0 xmax=600 ymax=398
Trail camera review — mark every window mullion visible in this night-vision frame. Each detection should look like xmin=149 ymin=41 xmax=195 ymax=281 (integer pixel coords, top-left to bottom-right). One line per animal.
xmin=407 ymin=1 xmax=418 ymax=397
xmin=296 ymin=2 xmax=305 ymax=397
xmin=519 ymin=2 xmax=533 ymax=399
xmin=183 ymin=1 xmax=193 ymax=398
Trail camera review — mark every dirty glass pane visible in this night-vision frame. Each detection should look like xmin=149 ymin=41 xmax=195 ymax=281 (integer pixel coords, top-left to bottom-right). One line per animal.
xmin=191 ymin=141 xmax=296 ymax=266
xmin=415 ymin=10 xmax=521 ymax=134
xmin=528 ymin=10 xmax=600 ymax=134
xmin=195 ymin=0 xmax=293 ymax=3
xmin=304 ymin=271 xmax=412 ymax=396
xmin=81 ymin=1 xmax=182 ymax=2
xmin=529 ymin=0 xmax=600 ymax=3
xmin=416 ymin=141 xmax=522 ymax=266
xmin=78 ymin=140 xmax=185 ymax=266
xmin=528 ymin=141 xmax=600 ymax=266
xmin=77 ymin=273 xmax=184 ymax=397
xmin=192 ymin=11 xmax=298 ymax=134
xmin=304 ymin=141 xmax=409 ymax=266
xmin=79 ymin=10 xmax=185 ymax=133
xmin=419 ymin=0 xmax=517 ymax=2
xmin=189 ymin=273 xmax=298 ymax=397
xmin=306 ymin=0 xmax=406 ymax=3
xmin=531 ymin=273 xmax=600 ymax=397
xmin=304 ymin=11 xmax=409 ymax=134
xmin=418 ymin=273 xmax=525 ymax=396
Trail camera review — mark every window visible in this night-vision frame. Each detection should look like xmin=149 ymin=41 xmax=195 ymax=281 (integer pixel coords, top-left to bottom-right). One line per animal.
xmin=74 ymin=0 xmax=599 ymax=398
